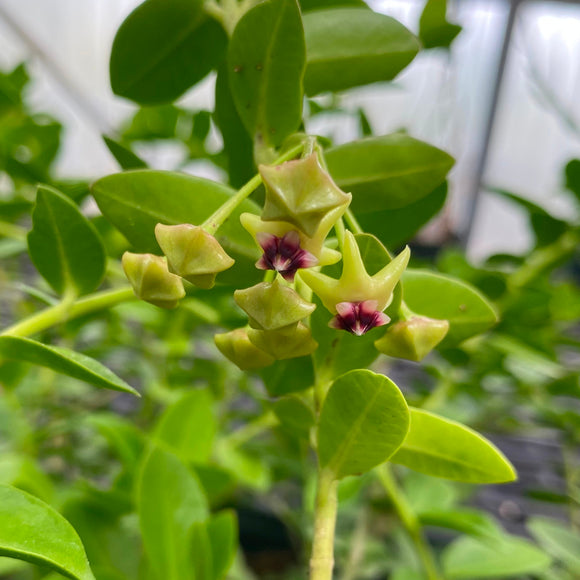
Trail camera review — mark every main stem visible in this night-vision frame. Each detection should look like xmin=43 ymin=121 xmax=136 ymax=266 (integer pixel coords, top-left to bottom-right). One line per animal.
xmin=378 ymin=464 xmax=442 ymax=580
xmin=1 ymin=286 xmax=136 ymax=337
xmin=310 ymin=468 xmax=338 ymax=580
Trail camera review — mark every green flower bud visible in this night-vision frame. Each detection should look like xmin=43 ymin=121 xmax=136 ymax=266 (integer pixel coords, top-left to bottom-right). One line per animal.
xmin=260 ymin=153 xmax=351 ymax=237
xmin=214 ymin=328 xmax=275 ymax=370
xmin=374 ymin=316 xmax=450 ymax=362
xmin=155 ymin=224 xmax=234 ymax=289
xmin=234 ymin=279 xmax=316 ymax=330
xmin=122 ymin=252 xmax=185 ymax=309
xmin=300 ymin=231 xmax=410 ymax=313
xmin=248 ymin=322 xmax=318 ymax=360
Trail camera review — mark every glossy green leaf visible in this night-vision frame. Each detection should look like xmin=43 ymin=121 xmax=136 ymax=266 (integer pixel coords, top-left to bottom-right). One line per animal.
xmin=528 ymin=516 xmax=580 ymax=572
xmin=228 ymin=0 xmax=305 ymax=147
xmin=110 ymin=0 xmax=227 ymax=105
xmin=272 ymin=396 xmax=315 ymax=439
xmin=215 ymin=65 xmax=255 ymax=188
xmin=0 ymin=485 xmax=94 ymax=580
xmin=391 ymin=408 xmax=516 ymax=483
xmin=303 ymin=9 xmax=420 ymax=95
xmin=155 ymin=390 xmax=216 ymax=464
xmin=318 ymin=370 xmax=409 ymax=479
xmin=103 ymin=136 xmax=147 ymax=170
xmin=91 ymin=170 xmax=260 ymax=284
xmin=0 ymin=336 xmax=138 ymax=396
xmin=301 ymin=0 xmax=368 ymax=11
xmin=419 ymin=0 xmax=462 ymax=49
xmin=207 ymin=510 xmax=237 ymax=580
xmin=442 ymin=535 xmax=552 ymax=579
xmin=28 ymin=185 xmax=105 ymax=296
xmin=402 ymin=269 xmax=498 ymax=346
xmin=325 ymin=134 xmax=454 ymax=212
xmin=137 ymin=446 xmax=209 ymax=580
xmin=359 ymin=182 xmax=447 ymax=248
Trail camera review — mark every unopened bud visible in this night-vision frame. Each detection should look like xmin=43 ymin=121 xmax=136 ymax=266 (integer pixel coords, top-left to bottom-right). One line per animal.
xmin=374 ymin=316 xmax=450 ymax=362
xmin=122 ymin=252 xmax=185 ymax=309
xmin=248 ymin=322 xmax=318 ymax=360
xmin=155 ymin=224 xmax=234 ymax=289
xmin=214 ymin=328 xmax=275 ymax=370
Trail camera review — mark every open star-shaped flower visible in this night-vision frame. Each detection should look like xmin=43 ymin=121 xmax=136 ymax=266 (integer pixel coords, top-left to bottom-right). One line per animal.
xmin=299 ymin=231 xmax=410 ymax=315
xmin=260 ymin=153 xmax=351 ymax=237
xmin=329 ymin=300 xmax=390 ymax=336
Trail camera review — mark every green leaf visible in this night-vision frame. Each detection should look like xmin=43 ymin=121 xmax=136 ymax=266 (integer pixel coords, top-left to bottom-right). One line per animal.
xmin=303 ymin=9 xmax=420 ymax=95
xmin=0 ymin=336 xmax=138 ymax=396
xmin=155 ymin=390 xmax=216 ymax=464
xmin=110 ymin=0 xmax=227 ymax=105
xmin=419 ymin=0 xmax=462 ymax=50
xmin=564 ymin=158 xmax=580 ymax=204
xmin=418 ymin=509 xmax=502 ymax=539
xmin=0 ymin=484 xmax=94 ymax=580
xmin=402 ymin=269 xmax=498 ymax=346
xmin=91 ymin=170 xmax=260 ymax=284
xmin=300 ymin=0 xmax=368 ymax=12
xmin=391 ymin=408 xmax=516 ymax=483
xmin=137 ymin=446 xmax=209 ymax=580
xmin=207 ymin=510 xmax=237 ymax=580
xmin=325 ymin=134 xmax=454 ymax=212
xmin=528 ymin=516 xmax=580 ymax=572
xmin=359 ymin=182 xmax=447 ymax=248
xmin=442 ymin=535 xmax=552 ymax=579
xmin=260 ymin=356 xmax=315 ymax=396
xmin=102 ymin=136 xmax=148 ymax=170
xmin=215 ymin=65 xmax=255 ymax=188
xmin=318 ymin=370 xmax=409 ymax=479
xmin=28 ymin=186 xmax=106 ymax=297
xmin=272 ymin=396 xmax=315 ymax=440
xmin=228 ymin=0 xmax=305 ymax=147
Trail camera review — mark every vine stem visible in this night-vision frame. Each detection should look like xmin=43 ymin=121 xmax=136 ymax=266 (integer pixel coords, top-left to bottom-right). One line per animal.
xmin=1 ymin=286 xmax=136 ymax=337
xmin=377 ymin=464 xmax=442 ymax=580
xmin=310 ymin=468 xmax=338 ymax=580
xmin=202 ymin=142 xmax=304 ymax=235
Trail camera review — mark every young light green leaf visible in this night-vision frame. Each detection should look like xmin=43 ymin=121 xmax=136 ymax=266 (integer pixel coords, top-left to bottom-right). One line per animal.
xmin=28 ymin=186 xmax=105 ymax=297
xmin=528 ymin=516 xmax=580 ymax=572
xmin=325 ymin=134 xmax=454 ymax=213
xmin=102 ymin=136 xmax=148 ymax=171
xmin=359 ymin=183 xmax=447 ymax=248
xmin=442 ymin=535 xmax=552 ymax=579
xmin=155 ymin=390 xmax=216 ymax=464
xmin=303 ymin=9 xmax=419 ymax=95
xmin=110 ymin=0 xmax=227 ymax=105
xmin=137 ymin=446 xmax=209 ymax=580
xmin=402 ymin=269 xmax=498 ymax=346
xmin=0 ymin=336 xmax=138 ymax=396
xmin=228 ymin=0 xmax=305 ymax=147
xmin=91 ymin=170 xmax=260 ymax=285
xmin=419 ymin=0 xmax=462 ymax=50
xmin=207 ymin=510 xmax=238 ymax=580
xmin=272 ymin=396 xmax=315 ymax=440
xmin=0 ymin=485 xmax=94 ymax=580
xmin=391 ymin=408 xmax=516 ymax=484
xmin=318 ymin=370 xmax=409 ymax=479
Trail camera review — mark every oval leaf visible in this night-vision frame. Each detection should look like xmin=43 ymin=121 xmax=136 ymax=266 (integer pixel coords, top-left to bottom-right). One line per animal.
xmin=442 ymin=535 xmax=552 ymax=579
xmin=402 ymin=269 xmax=498 ymax=346
xmin=228 ymin=0 xmax=305 ymax=146
xmin=325 ymin=134 xmax=454 ymax=212
xmin=137 ymin=446 xmax=209 ymax=580
xmin=391 ymin=408 xmax=516 ymax=484
xmin=103 ymin=136 xmax=148 ymax=171
xmin=28 ymin=186 xmax=105 ymax=297
xmin=528 ymin=516 xmax=580 ymax=572
xmin=0 ymin=336 xmax=138 ymax=396
xmin=110 ymin=0 xmax=227 ymax=105
xmin=155 ymin=390 xmax=216 ymax=464
xmin=318 ymin=369 xmax=409 ymax=479
xmin=419 ymin=0 xmax=462 ymax=50
xmin=207 ymin=510 xmax=237 ymax=580
xmin=303 ymin=8 xmax=420 ymax=95
xmin=272 ymin=396 xmax=315 ymax=440
xmin=91 ymin=170 xmax=260 ymax=284
xmin=0 ymin=485 xmax=94 ymax=580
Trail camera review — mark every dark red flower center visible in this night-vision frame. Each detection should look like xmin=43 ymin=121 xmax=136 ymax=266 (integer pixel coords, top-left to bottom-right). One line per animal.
xmin=256 ymin=231 xmax=317 ymax=281
xmin=329 ymin=300 xmax=390 ymax=336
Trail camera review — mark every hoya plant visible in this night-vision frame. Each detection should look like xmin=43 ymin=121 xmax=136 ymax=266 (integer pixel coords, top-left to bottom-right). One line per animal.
xmin=1 ymin=0 xmax=558 ymax=579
